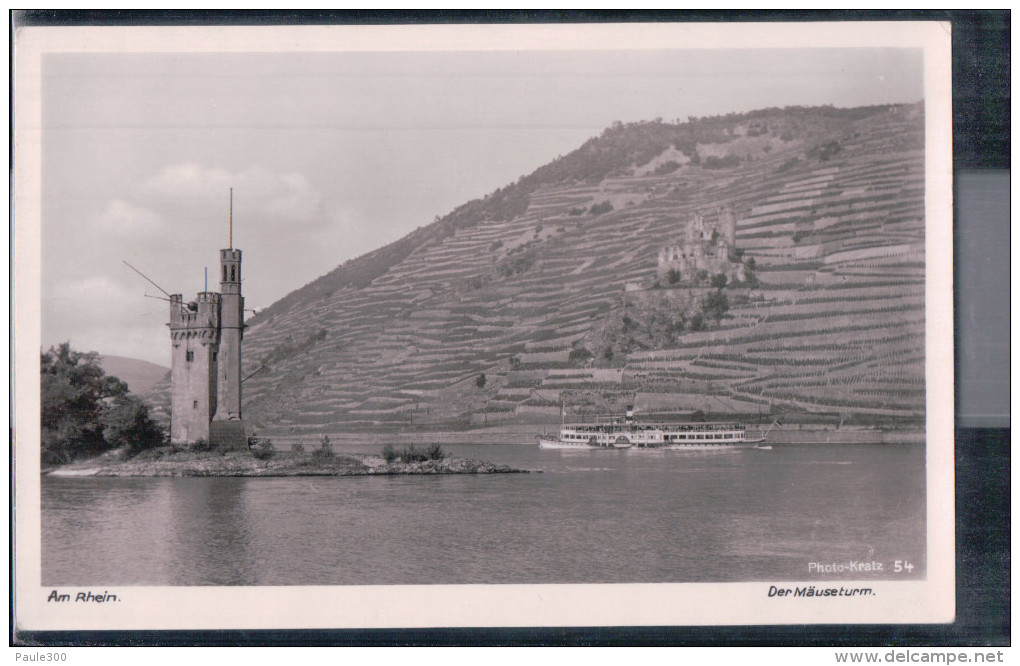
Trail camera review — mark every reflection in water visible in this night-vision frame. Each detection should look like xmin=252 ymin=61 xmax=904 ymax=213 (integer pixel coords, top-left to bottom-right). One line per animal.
xmin=43 ymin=479 xmax=175 ymax=585
xmin=164 ymin=479 xmax=257 ymax=585
xmin=42 ymin=442 xmax=926 ymax=586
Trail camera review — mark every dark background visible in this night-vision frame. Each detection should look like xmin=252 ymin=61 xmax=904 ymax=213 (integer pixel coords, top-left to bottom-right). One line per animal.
xmin=11 ymin=9 xmax=1009 ymax=647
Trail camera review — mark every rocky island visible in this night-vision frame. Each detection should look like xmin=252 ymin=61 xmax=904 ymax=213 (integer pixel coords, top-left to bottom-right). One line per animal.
xmin=46 ymin=443 xmax=532 ymax=478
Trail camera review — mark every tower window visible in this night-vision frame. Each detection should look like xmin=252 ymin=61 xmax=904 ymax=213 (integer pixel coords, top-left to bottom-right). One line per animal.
xmin=193 ymin=400 xmax=198 ymax=409
xmin=230 ymin=265 xmax=236 ymax=281
xmin=186 ymin=351 xmax=194 ymax=362
xmin=212 ymin=351 xmax=218 ymax=361
xmin=222 ymin=265 xmax=227 ymax=282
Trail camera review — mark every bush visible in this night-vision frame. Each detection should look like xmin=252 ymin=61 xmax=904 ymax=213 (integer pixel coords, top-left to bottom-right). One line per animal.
xmin=652 ymin=160 xmax=681 ymax=175
xmin=568 ymin=346 xmax=593 ymax=365
xmin=312 ymin=435 xmax=335 ymax=459
xmin=251 ymin=440 xmax=275 ymax=460
xmin=291 ymin=440 xmax=305 ymax=453
xmin=496 ymin=248 xmax=537 ymax=277
xmin=702 ymin=154 xmax=740 ymax=169
xmin=702 ymin=291 xmax=730 ymax=324
xmin=666 ymin=268 xmax=681 ymax=285
xmin=392 ymin=444 xmax=444 ymax=464
xmin=104 ymin=395 xmax=165 ymax=454
xmin=777 ymin=156 xmax=801 ymax=173
xmin=589 ymin=201 xmax=614 ymax=216
xmin=191 ymin=438 xmax=213 ymax=452
xmin=398 ymin=445 xmax=428 ymax=464
xmin=814 ymin=140 xmax=842 ymax=161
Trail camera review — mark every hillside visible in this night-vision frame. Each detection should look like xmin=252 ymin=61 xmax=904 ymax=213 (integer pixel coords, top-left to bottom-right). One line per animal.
xmin=219 ymin=103 xmax=925 ymax=435
xmin=97 ymin=355 xmax=169 ymax=397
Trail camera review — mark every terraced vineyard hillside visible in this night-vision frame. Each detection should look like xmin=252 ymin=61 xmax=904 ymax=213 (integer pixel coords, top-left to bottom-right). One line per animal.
xmin=238 ymin=103 xmax=926 ymax=436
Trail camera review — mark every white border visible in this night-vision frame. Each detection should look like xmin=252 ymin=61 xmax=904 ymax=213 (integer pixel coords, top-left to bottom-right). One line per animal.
xmin=13 ymin=21 xmax=954 ymax=631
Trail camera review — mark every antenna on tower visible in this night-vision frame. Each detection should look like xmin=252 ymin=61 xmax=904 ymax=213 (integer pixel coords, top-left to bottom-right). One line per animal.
xmin=229 ymin=187 xmax=233 ymax=250
xmin=204 ymin=267 xmax=208 ymax=292
xmin=123 ymin=260 xmax=171 ymax=298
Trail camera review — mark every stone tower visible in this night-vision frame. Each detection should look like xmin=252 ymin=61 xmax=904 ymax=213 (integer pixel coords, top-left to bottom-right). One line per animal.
xmin=168 ymin=196 xmax=246 ymax=449
xmin=215 ymin=248 xmax=243 ymax=421
xmin=168 ymin=290 xmax=221 ymax=445
xmin=718 ymin=204 xmax=736 ymax=247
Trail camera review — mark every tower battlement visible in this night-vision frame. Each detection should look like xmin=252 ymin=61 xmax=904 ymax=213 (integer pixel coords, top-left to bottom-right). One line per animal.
xmin=169 ymin=292 xmax=221 ymax=334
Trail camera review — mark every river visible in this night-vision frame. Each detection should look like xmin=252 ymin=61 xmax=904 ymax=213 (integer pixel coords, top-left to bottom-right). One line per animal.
xmin=41 ymin=441 xmax=926 ymax=586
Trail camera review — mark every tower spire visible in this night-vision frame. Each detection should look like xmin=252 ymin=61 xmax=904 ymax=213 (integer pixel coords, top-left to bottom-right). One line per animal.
xmin=229 ymin=187 xmax=233 ymax=250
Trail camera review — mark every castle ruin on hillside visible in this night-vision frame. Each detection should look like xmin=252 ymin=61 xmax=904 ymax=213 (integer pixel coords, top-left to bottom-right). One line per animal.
xmin=657 ymin=206 xmax=746 ymax=284
xmin=168 ymin=224 xmax=246 ymax=449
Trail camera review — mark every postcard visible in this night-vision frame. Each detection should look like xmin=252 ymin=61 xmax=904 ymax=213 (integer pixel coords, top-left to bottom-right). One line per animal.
xmin=13 ymin=20 xmax=954 ymax=632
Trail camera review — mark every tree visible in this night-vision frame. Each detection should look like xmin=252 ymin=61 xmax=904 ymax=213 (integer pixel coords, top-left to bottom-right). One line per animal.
xmin=103 ymin=394 xmax=164 ymax=454
xmin=41 ymin=342 xmax=165 ymax=464
xmin=666 ymin=268 xmax=681 ymax=285
xmin=41 ymin=343 xmax=115 ymax=464
xmin=703 ymin=291 xmax=730 ymax=324
xmin=710 ymin=273 xmax=729 ymax=290
xmin=743 ymin=257 xmax=759 ymax=287
xmin=568 ymin=346 xmax=593 ymax=366
xmin=313 ymin=434 xmax=335 ymax=459
xmin=475 ymin=373 xmax=487 ymax=389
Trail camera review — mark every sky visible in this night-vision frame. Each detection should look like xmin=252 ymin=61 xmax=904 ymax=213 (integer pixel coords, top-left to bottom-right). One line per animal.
xmin=37 ymin=42 xmax=924 ymax=366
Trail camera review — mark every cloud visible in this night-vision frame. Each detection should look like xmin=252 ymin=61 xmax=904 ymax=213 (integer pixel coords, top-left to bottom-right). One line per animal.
xmin=92 ymin=199 xmax=165 ymax=236
xmin=141 ymin=162 xmax=233 ymax=199
xmin=47 ymin=161 xmax=336 ymax=363
xmin=142 ymin=163 xmax=324 ymax=226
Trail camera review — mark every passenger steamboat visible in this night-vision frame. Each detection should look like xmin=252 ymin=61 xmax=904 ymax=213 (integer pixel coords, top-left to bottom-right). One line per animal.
xmin=538 ymin=408 xmax=774 ymax=450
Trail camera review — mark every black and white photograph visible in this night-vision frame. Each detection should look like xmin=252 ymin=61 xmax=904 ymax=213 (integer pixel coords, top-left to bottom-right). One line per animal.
xmin=13 ymin=20 xmax=955 ymax=632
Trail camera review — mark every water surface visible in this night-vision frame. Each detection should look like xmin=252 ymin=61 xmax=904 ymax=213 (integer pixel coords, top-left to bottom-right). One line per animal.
xmin=42 ymin=442 xmax=926 ymax=585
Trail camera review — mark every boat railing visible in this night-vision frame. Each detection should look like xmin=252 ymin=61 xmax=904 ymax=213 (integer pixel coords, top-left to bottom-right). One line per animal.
xmin=563 ymin=421 xmax=748 ymax=432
